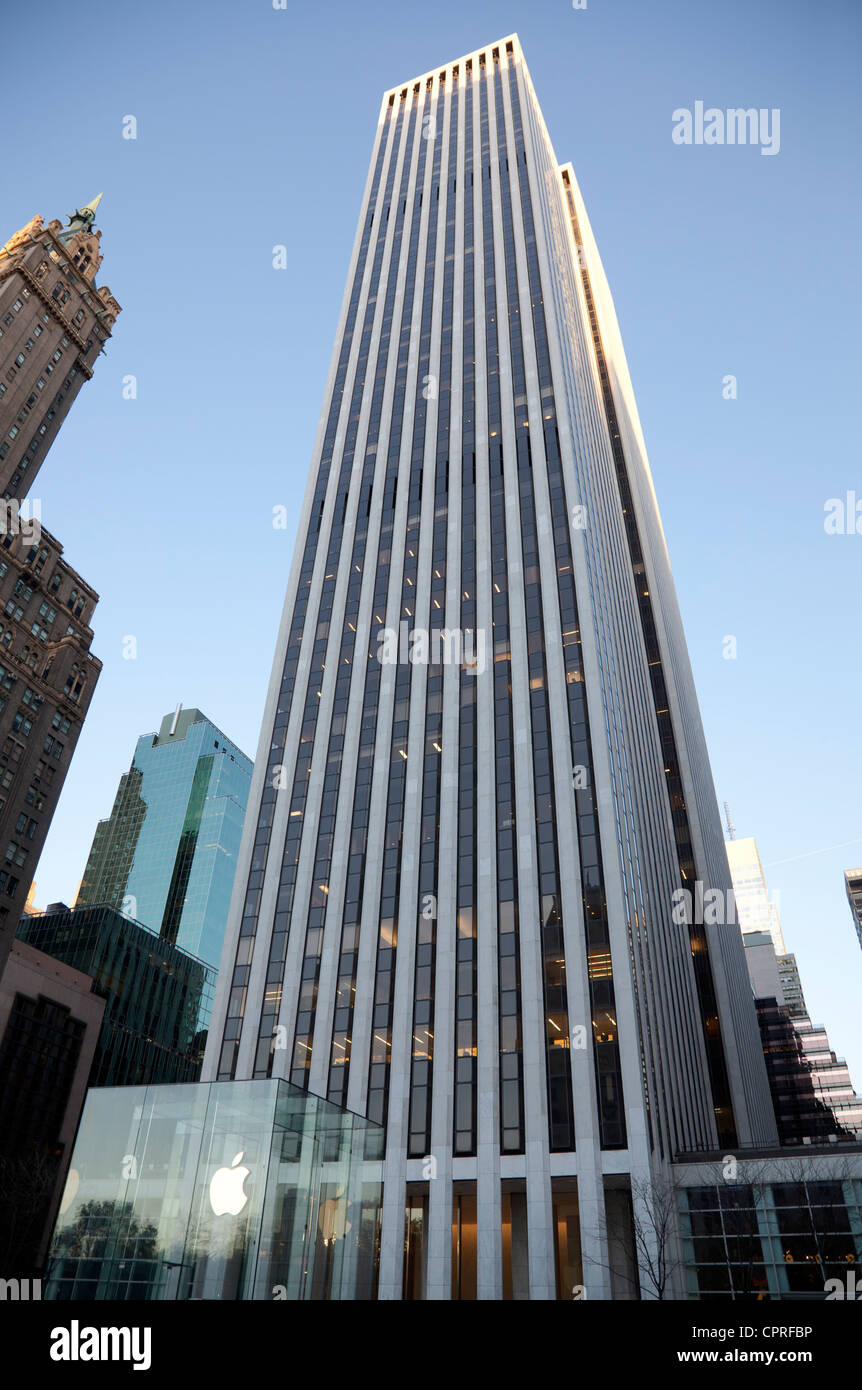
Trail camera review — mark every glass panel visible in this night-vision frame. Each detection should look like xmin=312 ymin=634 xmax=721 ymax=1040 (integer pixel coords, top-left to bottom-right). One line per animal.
xmin=44 ymin=1079 xmax=382 ymax=1300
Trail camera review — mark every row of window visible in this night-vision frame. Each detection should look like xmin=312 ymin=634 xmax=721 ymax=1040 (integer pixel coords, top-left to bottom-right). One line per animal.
xmin=0 ymin=331 xmax=77 ymax=470
xmin=7 ymin=541 xmax=90 ymax=620
xmin=3 ymin=594 xmax=85 ymax=646
xmin=0 ymin=757 xmax=56 ymax=792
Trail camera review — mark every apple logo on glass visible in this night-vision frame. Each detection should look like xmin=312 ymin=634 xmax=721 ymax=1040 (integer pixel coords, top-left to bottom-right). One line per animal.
xmin=209 ymin=1151 xmax=250 ymax=1216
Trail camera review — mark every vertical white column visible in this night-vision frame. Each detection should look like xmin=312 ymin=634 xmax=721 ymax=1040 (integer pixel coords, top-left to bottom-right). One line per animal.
xmin=487 ymin=51 xmax=555 ymax=1301
xmin=472 ymin=56 xmax=504 ymax=1301
xmin=420 ymin=73 xmax=457 ymax=1302
xmin=309 ymin=85 xmax=425 ymax=1102
xmin=503 ymin=52 xmax=612 ymax=1301
xmin=373 ymin=77 xmax=443 ymax=1302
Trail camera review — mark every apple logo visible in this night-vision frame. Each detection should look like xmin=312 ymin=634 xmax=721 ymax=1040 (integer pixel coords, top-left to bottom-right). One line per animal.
xmin=209 ymin=1151 xmax=250 ymax=1216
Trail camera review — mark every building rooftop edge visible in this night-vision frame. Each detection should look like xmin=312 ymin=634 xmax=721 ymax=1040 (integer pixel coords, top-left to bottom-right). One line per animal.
xmin=21 ymin=900 xmax=215 ymax=972
xmin=0 ymin=216 xmax=121 ymax=318
xmin=380 ymin=33 xmax=524 ymax=99
xmin=144 ymin=707 xmax=252 ymax=764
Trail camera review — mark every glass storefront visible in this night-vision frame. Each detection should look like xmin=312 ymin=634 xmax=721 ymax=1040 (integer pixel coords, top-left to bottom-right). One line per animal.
xmin=44 ymin=1079 xmax=383 ymax=1301
xmin=679 ymin=1179 xmax=862 ymax=1299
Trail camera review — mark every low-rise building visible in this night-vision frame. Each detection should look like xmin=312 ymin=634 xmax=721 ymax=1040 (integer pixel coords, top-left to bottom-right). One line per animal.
xmin=0 ymin=938 xmax=105 ymax=1273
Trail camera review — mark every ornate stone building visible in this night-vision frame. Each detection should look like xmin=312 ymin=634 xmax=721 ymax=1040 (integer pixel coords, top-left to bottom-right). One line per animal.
xmin=0 ymin=197 xmax=119 ymax=970
xmin=0 ymin=523 xmax=101 ymax=971
xmin=0 ymin=196 xmax=121 ymax=500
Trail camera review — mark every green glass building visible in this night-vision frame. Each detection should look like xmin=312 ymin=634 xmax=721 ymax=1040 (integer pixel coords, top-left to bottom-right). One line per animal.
xmin=76 ymin=707 xmax=252 ymax=970
xmin=17 ymin=903 xmax=216 ymax=1085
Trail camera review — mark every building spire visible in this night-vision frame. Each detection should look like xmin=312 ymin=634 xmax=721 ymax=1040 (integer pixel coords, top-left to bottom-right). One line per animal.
xmin=57 ymin=193 xmax=103 ymax=245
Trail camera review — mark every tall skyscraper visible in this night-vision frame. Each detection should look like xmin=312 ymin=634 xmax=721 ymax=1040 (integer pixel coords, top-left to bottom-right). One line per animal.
xmin=203 ymin=35 xmax=775 ymax=1300
xmin=725 ymin=835 xmax=785 ymax=954
xmin=743 ymin=930 xmax=856 ymax=1145
xmin=844 ymin=868 xmax=862 ymax=952
xmin=790 ymin=1012 xmax=862 ymax=1138
xmin=741 ymin=892 xmax=862 ymax=1142
xmin=0 ymin=197 xmax=120 ymax=500
xmin=777 ymin=951 xmax=807 ymax=1017
xmin=76 ymin=707 xmax=252 ymax=969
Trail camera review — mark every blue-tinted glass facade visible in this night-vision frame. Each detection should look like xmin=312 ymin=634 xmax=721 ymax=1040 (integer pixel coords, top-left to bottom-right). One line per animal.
xmin=77 ymin=707 xmax=251 ymax=969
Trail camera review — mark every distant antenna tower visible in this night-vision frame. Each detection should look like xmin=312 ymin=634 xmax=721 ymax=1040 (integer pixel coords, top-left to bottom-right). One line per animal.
xmin=723 ymin=801 xmax=736 ymax=840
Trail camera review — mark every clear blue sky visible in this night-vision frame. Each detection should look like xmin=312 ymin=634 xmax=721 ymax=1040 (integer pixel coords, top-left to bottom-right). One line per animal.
xmin=5 ymin=0 xmax=861 ymax=1080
